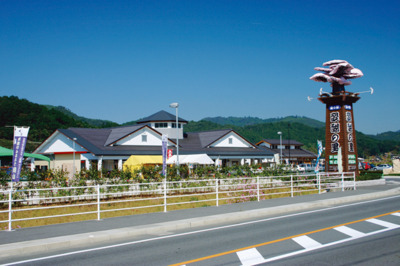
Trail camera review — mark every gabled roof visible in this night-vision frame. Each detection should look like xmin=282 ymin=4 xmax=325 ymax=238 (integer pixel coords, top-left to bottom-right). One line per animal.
xmin=137 ymin=110 xmax=188 ymax=124
xmin=258 ymin=146 xmax=317 ymax=158
xmin=257 ymin=139 xmax=304 ymax=146
xmin=179 ymin=129 xmax=274 ymax=157
xmin=105 ymin=124 xmax=159 ymax=146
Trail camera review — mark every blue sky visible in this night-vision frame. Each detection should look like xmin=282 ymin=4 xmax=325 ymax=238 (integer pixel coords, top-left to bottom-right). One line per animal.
xmin=1 ymin=0 xmax=399 ymax=134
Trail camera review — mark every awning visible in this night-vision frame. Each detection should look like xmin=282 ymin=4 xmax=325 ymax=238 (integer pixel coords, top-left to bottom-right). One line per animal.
xmin=0 ymin=146 xmax=50 ymax=162
xmin=167 ymin=154 xmax=214 ymax=165
xmin=123 ymin=155 xmax=163 ymax=171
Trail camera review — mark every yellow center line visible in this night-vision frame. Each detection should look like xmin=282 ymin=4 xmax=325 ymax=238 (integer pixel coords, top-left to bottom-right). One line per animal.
xmin=170 ymin=210 xmax=400 ymax=266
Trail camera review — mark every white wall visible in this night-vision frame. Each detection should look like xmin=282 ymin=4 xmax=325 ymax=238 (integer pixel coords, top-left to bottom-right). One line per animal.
xmin=151 ymin=122 xmax=184 ymax=140
xmin=212 ymin=132 xmax=252 ymax=148
xmin=116 ymin=128 xmax=161 ymax=146
xmin=39 ymin=133 xmax=87 ymax=154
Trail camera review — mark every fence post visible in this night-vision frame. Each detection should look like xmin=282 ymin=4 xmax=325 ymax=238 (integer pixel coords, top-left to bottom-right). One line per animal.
xmin=291 ymin=175 xmax=294 ymax=197
xmin=8 ymin=188 xmax=12 ymax=231
xmin=216 ymin=179 xmax=219 ymax=207
xmin=341 ymin=172 xmax=344 ymax=191
xmin=353 ymin=172 xmax=356 ymax=191
xmin=164 ymin=179 xmax=167 ymax=212
xmin=97 ymin=184 xmax=101 ymax=221
xmin=257 ymin=176 xmax=260 ymax=202
xmin=318 ymin=173 xmax=321 ymax=194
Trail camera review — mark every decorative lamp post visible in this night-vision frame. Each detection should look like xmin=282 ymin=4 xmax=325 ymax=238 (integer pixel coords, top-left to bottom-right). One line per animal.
xmin=169 ymin=102 xmax=179 ymax=175
xmin=277 ymin=131 xmax=282 ymax=165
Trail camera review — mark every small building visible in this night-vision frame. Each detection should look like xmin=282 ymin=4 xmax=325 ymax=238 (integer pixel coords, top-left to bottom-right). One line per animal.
xmin=256 ymin=139 xmax=317 ymax=165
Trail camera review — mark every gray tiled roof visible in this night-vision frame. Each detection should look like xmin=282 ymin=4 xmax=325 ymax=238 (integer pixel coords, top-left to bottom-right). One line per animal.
xmin=105 ymin=124 xmax=148 ymax=146
xmin=179 ymin=130 xmax=274 ymax=157
xmin=59 ymin=128 xmax=166 ymax=156
xmin=137 ymin=110 xmax=188 ymax=124
xmin=259 ymin=146 xmax=317 ymax=159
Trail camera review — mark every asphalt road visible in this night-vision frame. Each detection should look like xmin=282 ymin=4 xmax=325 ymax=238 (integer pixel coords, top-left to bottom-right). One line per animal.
xmin=3 ymin=195 xmax=400 ymax=266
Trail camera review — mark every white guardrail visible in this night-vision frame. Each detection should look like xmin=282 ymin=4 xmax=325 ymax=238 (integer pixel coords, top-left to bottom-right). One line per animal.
xmin=0 ymin=172 xmax=355 ymax=231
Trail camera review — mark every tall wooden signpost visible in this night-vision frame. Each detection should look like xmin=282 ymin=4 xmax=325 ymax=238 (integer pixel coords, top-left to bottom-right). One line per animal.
xmin=310 ymin=60 xmax=364 ymax=175
xmin=318 ymin=92 xmax=360 ymax=174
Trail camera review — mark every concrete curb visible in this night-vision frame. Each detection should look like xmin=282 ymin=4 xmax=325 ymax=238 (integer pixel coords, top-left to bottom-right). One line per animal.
xmin=1 ymin=187 xmax=400 ymax=259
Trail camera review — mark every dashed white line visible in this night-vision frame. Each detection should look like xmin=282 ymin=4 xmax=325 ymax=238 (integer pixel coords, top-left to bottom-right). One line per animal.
xmin=292 ymin=235 xmax=322 ymax=249
xmin=334 ymin=226 xmax=365 ymax=238
xmin=237 ymin=248 xmax=265 ymax=266
xmin=367 ymin=218 xmax=400 ymax=229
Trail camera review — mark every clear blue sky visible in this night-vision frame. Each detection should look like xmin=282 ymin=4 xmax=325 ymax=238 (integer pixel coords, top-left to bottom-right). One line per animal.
xmin=1 ymin=0 xmax=399 ymax=134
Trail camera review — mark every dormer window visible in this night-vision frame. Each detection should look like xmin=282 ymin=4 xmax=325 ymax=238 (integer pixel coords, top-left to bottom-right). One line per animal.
xmin=142 ymin=135 xmax=147 ymax=142
xmin=155 ymin=123 xmax=168 ymax=128
xmin=229 ymin=138 xmax=233 ymax=144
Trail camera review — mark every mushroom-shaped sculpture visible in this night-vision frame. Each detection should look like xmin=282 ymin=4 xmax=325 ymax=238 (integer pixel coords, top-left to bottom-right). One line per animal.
xmin=310 ymin=60 xmax=363 ymax=94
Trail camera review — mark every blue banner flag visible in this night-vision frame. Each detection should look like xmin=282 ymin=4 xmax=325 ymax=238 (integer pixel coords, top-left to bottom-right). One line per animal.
xmin=315 ymin=140 xmax=323 ymax=173
xmin=161 ymin=135 xmax=168 ymax=177
xmin=11 ymin=127 xmax=30 ymax=182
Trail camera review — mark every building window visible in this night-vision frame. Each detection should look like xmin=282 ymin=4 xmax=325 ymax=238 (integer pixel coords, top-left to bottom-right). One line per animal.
xmin=142 ymin=135 xmax=147 ymax=142
xmin=285 ymin=145 xmax=290 ymax=149
xmin=171 ymin=123 xmax=182 ymax=128
xmin=272 ymin=145 xmax=277 ymax=149
xmin=155 ymin=123 xmax=168 ymax=128
xmin=229 ymin=138 xmax=233 ymax=144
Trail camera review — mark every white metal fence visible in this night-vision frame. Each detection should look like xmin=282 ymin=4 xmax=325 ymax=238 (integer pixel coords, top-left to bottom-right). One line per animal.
xmin=0 ymin=172 xmax=355 ymax=231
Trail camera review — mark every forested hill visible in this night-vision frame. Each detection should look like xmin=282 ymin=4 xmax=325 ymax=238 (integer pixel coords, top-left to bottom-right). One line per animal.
xmin=0 ymin=96 xmax=91 ymax=150
xmin=46 ymin=105 xmax=119 ymax=128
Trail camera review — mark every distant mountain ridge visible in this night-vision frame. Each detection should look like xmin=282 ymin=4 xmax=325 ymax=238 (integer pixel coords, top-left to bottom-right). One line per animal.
xmin=371 ymin=130 xmax=400 ymax=142
xmin=45 ymin=105 xmax=119 ymax=128
xmin=202 ymin=116 xmax=325 ymax=128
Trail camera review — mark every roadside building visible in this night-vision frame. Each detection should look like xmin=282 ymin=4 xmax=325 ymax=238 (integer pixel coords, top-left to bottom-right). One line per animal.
xmin=256 ymin=139 xmax=317 ymax=165
xmin=34 ymin=111 xmax=275 ymax=175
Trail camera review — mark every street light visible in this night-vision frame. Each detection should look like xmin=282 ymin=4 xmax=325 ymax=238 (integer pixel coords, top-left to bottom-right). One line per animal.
xmin=277 ymin=132 xmax=282 ymax=165
xmin=72 ymin=138 xmax=77 ymax=176
xmin=169 ymin=102 xmax=179 ymax=175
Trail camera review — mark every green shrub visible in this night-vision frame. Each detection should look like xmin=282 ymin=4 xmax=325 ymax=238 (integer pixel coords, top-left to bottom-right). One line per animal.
xmin=357 ymin=170 xmax=383 ymax=181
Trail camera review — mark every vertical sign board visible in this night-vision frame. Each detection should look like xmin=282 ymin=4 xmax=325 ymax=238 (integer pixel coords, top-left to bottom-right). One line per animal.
xmin=319 ymin=95 xmax=359 ymax=175
xmin=11 ymin=127 xmax=30 ymax=182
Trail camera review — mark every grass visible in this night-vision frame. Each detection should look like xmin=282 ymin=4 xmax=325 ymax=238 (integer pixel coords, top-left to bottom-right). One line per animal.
xmin=0 ymin=185 xmax=321 ymax=230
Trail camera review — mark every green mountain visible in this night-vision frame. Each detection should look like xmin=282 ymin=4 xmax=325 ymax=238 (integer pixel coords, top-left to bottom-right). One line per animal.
xmin=371 ymin=130 xmax=400 ymax=142
xmin=0 ymin=96 xmax=91 ymax=151
xmin=45 ymin=105 xmax=119 ymax=128
xmin=203 ymin=115 xmax=325 ymax=128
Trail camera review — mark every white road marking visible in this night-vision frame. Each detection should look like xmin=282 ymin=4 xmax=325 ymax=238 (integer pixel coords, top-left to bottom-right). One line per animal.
xmin=292 ymin=235 xmax=322 ymax=249
xmin=334 ymin=226 xmax=365 ymax=238
xmin=391 ymin=212 xmax=400 ymax=217
xmin=259 ymin=225 xmax=400 ymax=265
xmin=367 ymin=218 xmax=400 ymax=229
xmin=237 ymin=248 xmax=265 ymax=266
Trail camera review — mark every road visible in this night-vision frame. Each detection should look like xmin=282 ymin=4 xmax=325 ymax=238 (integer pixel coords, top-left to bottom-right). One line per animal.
xmin=3 ymin=195 xmax=400 ymax=266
